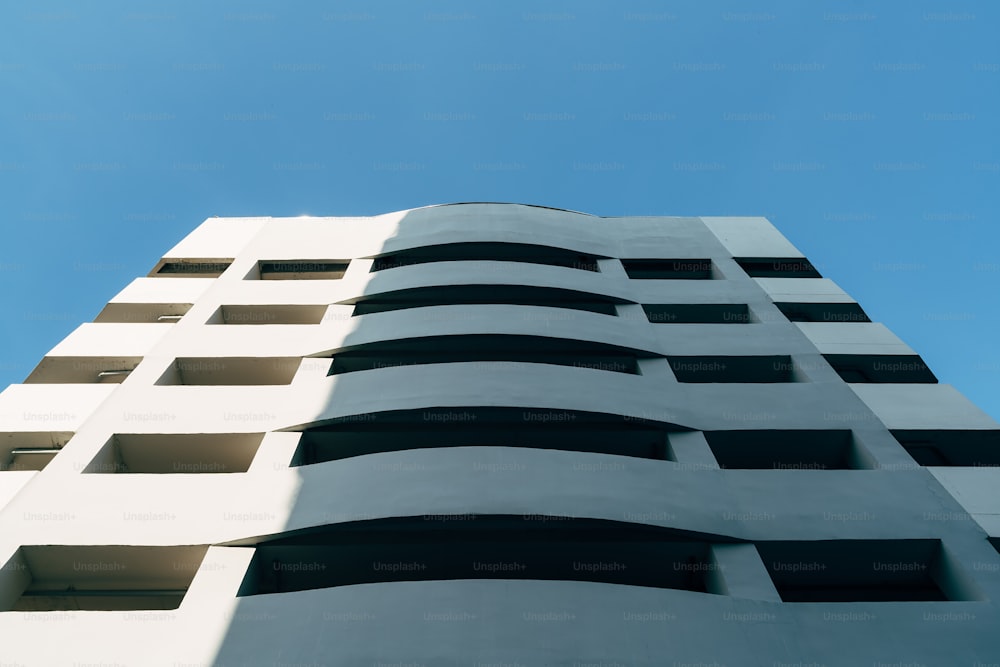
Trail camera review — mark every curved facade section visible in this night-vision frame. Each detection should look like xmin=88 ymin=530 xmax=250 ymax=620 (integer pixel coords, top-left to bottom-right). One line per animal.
xmin=1 ymin=203 xmax=999 ymax=667
xmin=341 ymin=259 xmax=636 ymax=304
xmin=319 ymin=305 xmax=661 ymax=358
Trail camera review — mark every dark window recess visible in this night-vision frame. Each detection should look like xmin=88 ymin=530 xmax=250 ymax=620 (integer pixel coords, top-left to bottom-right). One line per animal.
xmin=0 ymin=432 xmax=72 ymax=472
xmin=347 ymin=285 xmax=627 ymax=317
xmin=621 ymin=259 xmax=713 ymax=279
xmin=2 ymin=545 xmax=208 ymax=612
xmin=704 ymin=430 xmax=857 ymax=470
xmin=370 ymin=243 xmax=601 ymax=272
xmin=157 ymin=357 xmax=302 ymax=386
xmin=891 ymin=430 xmax=1000 ymax=467
xmin=86 ymin=433 xmax=265 ymax=474
xmin=757 ymin=540 xmax=958 ymax=602
xmin=668 ymin=356 xmax=797 ymax=383
xmin=214 ymin=305 xmax=328 ymax=325
xmin=643 ymin=304 xmax=749 ymax=324
xmin=824 ymin=355 xmax=937 ymax=384
xmin=155 ymin=261 xmax=232 ymax=277
xmin=774 ymin=302 xmax=870 ymax=323
xmin=736 ymin=258 xmax=821 ymax=278
xmin=235 ymin=517 xmax=719 ymax=596
xmin=325 ymin=335 xmax=652 ymax=375
xmin=259 ymin=260 xmax=349 ymax=280
xmin=290 ymin=407 xmax=679 ymax=465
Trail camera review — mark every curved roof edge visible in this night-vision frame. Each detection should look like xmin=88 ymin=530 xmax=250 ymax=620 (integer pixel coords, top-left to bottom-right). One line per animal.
xmin=416 ymin=202 xmax=599 ymax=217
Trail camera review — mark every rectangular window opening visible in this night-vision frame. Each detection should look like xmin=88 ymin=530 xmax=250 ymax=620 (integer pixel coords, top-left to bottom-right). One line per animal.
xmin=643 ymin=304 xmax=749 ymax=324
xmin=757 ymin=540 xmax=963 ymax=602
xmin=347 ymin=285 xmax=623 ymax=317
xmin=703 ymin=430 xmax=859 ymax=470
xmin=774 ymin=302 xmax=870 ymax=323
xmin=891 ymin=430 xmax=1000 ymax=467
xmin=291 ymin=409 xmax=675 ymax=465
xmin=85 ymin=433 xmax=265 ymax=474
xmin=211 ymin=305 xmax=329 ymax=325
xmin=668 ymin=355 xmax=799 ymax=383
xmin=93 ymin=303 xmax=193 ymax=324
xmin=23 ymin=357 xmax=142 ymax=384
xmin=1 ymin=545 xmax=208 ymax=612
xmin=1 ymin=432 xmax=73 ymax=472
xmin=824 ymin=355 xmax=938 ymax=384
xmin=369 ymin=243 xmax=601 ymax=272
xmin=237 ymin=518 xmax=715 ymax=596
xmin=621 ymin=259 xmax=714 ymax=279
xmin=257 ymin=260 xmax=349 ymax=280
xmin=153 ymin=260 xmax=232 ymax=278
xmin=157 ymin=357 xmax=302 ymax=386
xmin=736 ymin=258 xmax=821 ymax=278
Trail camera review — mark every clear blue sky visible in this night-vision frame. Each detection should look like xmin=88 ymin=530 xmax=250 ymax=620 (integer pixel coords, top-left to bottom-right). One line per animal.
xmin=1 ymin=1 xmax=998 ymax=418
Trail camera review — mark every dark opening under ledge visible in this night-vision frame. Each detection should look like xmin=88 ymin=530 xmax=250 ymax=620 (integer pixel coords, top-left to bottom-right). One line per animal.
xmin=668 ymin=355 xmax=799 ymax=383
xmin=289 ymin=407 xmax=680 ymax=465
xmin=621 ymin=259 xmax=714 ymax=279
xmin=154 ymin=260 xmax=232 ymax=278
xmin=236 ymin=517 xmax=718 ymax=596
xmin=774 ymin=302 xmax=870 ymax=323
xmin=324 ymin=334 xmax=654 ymax=375
xmin=824 ymin=355 xmax=938 ymax=384
xmin=345 ymin=284 xmax=628 ymax=316
xmin=756 ymin=539 xmax=969 ymax=602
xmin=2 ymin=545 xmax=208 ymax=612
xmin=370 ymin=242 xmax=602 ymax=272
xmin=703 ymin=430 xmax=861 ymax=470
xmin=257 ymin=260 xmax=349 ymax=280
xmin=736 ymin=257 xmax=821 ymax=278
xmin=891 ymin=430 xmax=1000 ymax=466
xmin=643 ymin=304 xmax=749 ymax=324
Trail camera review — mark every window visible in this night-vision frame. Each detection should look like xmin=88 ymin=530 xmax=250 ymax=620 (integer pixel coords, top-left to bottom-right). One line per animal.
xmin=257 ymin=260 xmax=349 ymax=280
xmin=1 ymin=432 xmax=73 ymax=471
xmin=157 ymin=357 xmax=305 ymax=385
xmin=325 ymin=335 xmax=652 ymax=375
xmin=93 ymin=303 xmax=192 ymax=324
xmin=1 ymin=546 xmax=208 ymax=611
xmin=757 ymin=540 xmax=967 ymax=602
xmin=370 ymin=243 xmax=602 ymax=272
xmin=668 ymin=355 xmax=799 ymax=383
xmin=774 ymin=302 xmax=870 ymax=323
xmin=643 ymin=304 xmax=749 ymax=324
xmin=85 ymin=433 xmax=265 ymax=474
xmin=621 ymin=259 xmax=713 ymax=279
xmin=291 ymin=407 xmax=676 ymax=465
xmin=736 ymin=258 xmax=821 ymax=278
xmin=703 ymin=430 xmax=860 ymax=470
xmin=891 ymin=430 xmax=1000 ymax=467
xmin=237 ymin=517 xmax=717 ymax=596
xmin=824 ymin=355 xmax=937 ymax=384
xmin=153 ymin=260 xmax=232 ymax=278
xmin=347 ymin=285 xmax=627 ymax=316
xmin=24 ymin=357 xmax=142 ymax=384
xmin=210 ymin=305 xmax=329 ymax=325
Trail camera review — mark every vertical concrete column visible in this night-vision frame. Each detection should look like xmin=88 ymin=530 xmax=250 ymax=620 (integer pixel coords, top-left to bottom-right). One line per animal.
xmin=615 ymin=303 xmax=649 ymax=325
xmin=705 ymin=543 xmax=781 ymax=601
xmin=597 ymin=257 xmax=629 ymax=278
xmin=666 ymin=431 xmax=720 ymax=469
xmin=181 ymin=546 xmax=256 ymax=608
xmin=291 ymin=357 xmax=334 ymax=384
xmin=0 ymin=548 xmax=32 ymax=611
xmin=248 ymin=432 xmax=303 ymax=473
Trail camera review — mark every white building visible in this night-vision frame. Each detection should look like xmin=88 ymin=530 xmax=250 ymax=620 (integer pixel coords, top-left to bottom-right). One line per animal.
xmin=1 ymin=203 xmax=999 ymax=665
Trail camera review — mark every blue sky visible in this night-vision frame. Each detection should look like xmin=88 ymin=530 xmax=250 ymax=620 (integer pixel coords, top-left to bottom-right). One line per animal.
xmin=1 ymin=0 xmax=998 ymax=418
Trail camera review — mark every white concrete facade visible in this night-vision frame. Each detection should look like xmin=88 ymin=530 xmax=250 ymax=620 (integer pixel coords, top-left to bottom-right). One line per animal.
xmin=0 ymin=203 xmax=998 ymax=666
